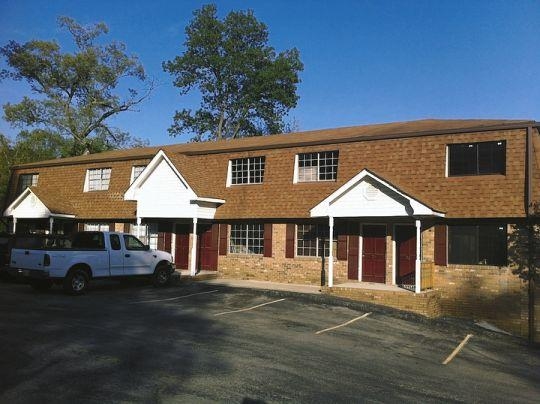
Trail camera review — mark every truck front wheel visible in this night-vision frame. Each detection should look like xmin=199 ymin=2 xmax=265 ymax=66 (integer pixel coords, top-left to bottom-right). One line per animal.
xmin=153 ymin=264 xmax=171 ymax=287
xmin=64 ymin=268 xmax=89 ymax=295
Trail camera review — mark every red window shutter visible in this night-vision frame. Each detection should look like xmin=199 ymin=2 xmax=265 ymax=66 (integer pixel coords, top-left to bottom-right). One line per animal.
xmin=123 ymin=223 xmax=130 ymax=233
xmin=263 ymin=223 xmax=273 ymax=257
xmin=285 ymin=223 xmax=295 ymax=258
xmin=157 ymin=232 xmax=165 ymax=250
xmin=348 ymin=235 xmax=359 ymax=280
xmin=337 ymin=235 xmax=348 ymax=260
xmin=108 ymin=223 xmax=116 ymax=232
xmin=434 ymin=225 xmax=447 ymax=266
xmin=219 ymin=224 xmax=228 ymax=255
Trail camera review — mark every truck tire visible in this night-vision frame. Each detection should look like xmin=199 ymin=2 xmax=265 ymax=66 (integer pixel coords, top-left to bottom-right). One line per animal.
xmin=153 ymin=264 xmax=171 ymax=287
xmin=30 ymin=279 xmax=53 ymax=291
xmin=63 ymin=268 xmax=89 ymax=295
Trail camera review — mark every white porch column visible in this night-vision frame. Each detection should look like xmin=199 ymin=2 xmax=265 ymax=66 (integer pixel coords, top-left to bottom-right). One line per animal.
xmin=49 ymin=217 xmax=54 ymax=234
xmin=12 ymin=217 xmax=17 ymax=234
xmin=415 ymin=219 xmax=421 ymax=293
xmin=190 ymin=217 xmax=198 ymax=276
xmin=136 ymin=217 xmax=142 ymax=238
xmin=328 ymin=216 xmax=334 ymax=288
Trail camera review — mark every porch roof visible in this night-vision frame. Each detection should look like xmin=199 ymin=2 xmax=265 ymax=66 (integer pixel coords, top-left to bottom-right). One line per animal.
xmin=3 ymin=187 xmax=75 ymax=219
xmin=310 ymin=169 xmax=445 ymax=218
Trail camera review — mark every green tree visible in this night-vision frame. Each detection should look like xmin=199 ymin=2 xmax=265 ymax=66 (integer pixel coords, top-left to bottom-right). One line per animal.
xmin=163 ymin=4 xmax=303 ymax=141
xmin=508 ymin=210 xmax=540 ymax=344
xmin=0 ymin=130 xmax=65 ymax=208
xmin=0 ymin=16 xmax=151 ymax=156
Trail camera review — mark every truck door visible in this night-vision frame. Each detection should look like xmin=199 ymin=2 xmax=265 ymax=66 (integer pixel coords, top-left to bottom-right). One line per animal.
xmin=108 ymin=234 xmax=124 ymax=276
xmin=122 ymin=234 xmax=155 ymax=275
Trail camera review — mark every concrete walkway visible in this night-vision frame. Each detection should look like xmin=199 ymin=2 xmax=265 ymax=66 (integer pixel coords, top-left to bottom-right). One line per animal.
xmin=179 ymin=270 xmax=321 ymax=295
xmin=202 ymin=278 xmax=322 ymax=295
xmin=179 ymin=270 xmax=407 ymax=295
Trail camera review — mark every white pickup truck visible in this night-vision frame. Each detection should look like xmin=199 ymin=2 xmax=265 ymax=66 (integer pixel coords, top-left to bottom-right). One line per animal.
xmin=9 ymin=231 xmax=175 ymax=294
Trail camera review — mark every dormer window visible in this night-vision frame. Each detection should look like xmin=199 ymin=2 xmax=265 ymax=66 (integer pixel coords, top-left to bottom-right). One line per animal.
xmin=131 ymin=165 xmax=146 ymax=184
xmin=227 ymin=156 xmax=265 ymax=186
xmin=295 ymin=151 xmax=339 ymax=182
xmin=84 ymin=168 xmax=112 ymax=191
xmin=447 ymin=141 xmax=506 ymax=176
xmin=17 ymin=173 xmax=39 ymax=195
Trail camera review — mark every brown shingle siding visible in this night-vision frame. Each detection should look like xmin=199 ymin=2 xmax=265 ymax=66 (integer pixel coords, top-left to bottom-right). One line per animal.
xmin=5 ymin=121 xmax=535 ymax=221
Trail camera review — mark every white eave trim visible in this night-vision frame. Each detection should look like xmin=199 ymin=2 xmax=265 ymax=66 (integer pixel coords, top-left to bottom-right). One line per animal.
xmin=3 ymin=187 xmax=33 ymax=216
xmin=310 ymin=169 xmax=445 ymax=218
xmin=50 ymin=213 xmax=76 ymax=219
xmin=191 ymin=197 xmax=226 ymax=205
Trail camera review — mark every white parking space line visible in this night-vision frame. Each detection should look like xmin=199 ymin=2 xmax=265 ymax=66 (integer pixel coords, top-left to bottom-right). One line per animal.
xmin=214 ymin=298 xmax=286 ymax=316
xmin=128 ymin=289 xmax=219 ymax=304
xmin=442 ymin=334 xmax=474 ymax=365
xmin=315 ymin=312 xmax=372 ymax=335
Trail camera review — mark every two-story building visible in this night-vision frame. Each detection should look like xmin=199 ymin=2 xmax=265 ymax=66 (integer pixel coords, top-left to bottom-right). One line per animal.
xmin=3 ymin=119 xmax=540 ymax=340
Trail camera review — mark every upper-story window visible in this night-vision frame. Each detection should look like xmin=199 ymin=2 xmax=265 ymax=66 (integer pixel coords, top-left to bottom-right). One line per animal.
xmin=229 ymin=156 xmax=265 ymax=185
xmin=131 ymin=165 xmax=146 ymax=184
xmin=17 ymin=173 xmax=39 ymax=194
xmin=296 ymin=151 xmax=339 ymax=182
xmin=85 ymin=168 xmax=112 ymax=191
xmin=448 ymin=141 xmax=506 ymax=176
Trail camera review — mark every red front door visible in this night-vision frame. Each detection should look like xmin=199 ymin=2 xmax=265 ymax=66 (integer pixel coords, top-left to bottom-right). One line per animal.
xmin=197 ymin=224 xmax=219 ymax=271
xmin=396 ymin=226 xmax=416 ymax=285
xmin=174 ymin=224 xmax=190 ymax=269
xmin=362 ymin=225 xmax=386 ymax=283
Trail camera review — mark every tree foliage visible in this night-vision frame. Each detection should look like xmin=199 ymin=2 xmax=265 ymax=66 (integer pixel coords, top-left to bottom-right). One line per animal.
xmin=163 ymin=4 xmax=303 ymax=141
xmin=0 ymin=16 xmax=151 ymax=156
xmin=508 ymin=208 xmax=540 ymax=283
xmin=0 ymin=130 xmax=65 ymax=208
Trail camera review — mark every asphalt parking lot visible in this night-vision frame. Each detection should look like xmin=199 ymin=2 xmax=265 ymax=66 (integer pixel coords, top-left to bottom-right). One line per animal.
xmin=0 ymin=279 xmax=539 ymax=403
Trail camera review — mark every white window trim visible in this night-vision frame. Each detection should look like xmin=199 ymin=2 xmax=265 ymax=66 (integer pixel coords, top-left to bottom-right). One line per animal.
xmin=226 ymin=160 xmax=233 ymax=187
xmin=292 ymin=154 xmax=299 ymax=183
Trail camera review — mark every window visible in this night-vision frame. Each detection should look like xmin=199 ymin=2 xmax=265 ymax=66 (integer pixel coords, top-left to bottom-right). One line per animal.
xmin=297 ymin=151 xmax=339 ymax=182
xmin=448 ymin=141 xmax=505 ymax=176
xmin=17 ymin=173 xmax=38 ymax=194
xmin=83 ymin=223 xmax=110 ymax=232
xmin=296 ymin=224 xmax=335 ymax=257
xmin=448 ymin=225 xmax=507 ymax=266
xmin=85 ymin=168 xmax=112 ymax=191
xmin=123 ymin=234 xmax=147 ymax=250
xmin=72 ymin=232 xmax=105 ymax=249
xmin=129 ymin=223 xmax=158 ymax=250
xmin=230 ymin=157 xmax=265 ymax=185
xmin=229 ymin=223 xmax=264 ymax=254
xmin=131 ymin=165 xmax=146 ymax=184
xmin=110 ymin=234 xmax=121 ymax=250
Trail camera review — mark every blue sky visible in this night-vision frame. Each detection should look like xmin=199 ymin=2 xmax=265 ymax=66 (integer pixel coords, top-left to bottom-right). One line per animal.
xmin=1 ymin=0 xmax=539 ymax=146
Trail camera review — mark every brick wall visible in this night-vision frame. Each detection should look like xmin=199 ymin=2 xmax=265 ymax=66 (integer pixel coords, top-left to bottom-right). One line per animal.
xmin=218 ymin=224 xmax=348 ymax=285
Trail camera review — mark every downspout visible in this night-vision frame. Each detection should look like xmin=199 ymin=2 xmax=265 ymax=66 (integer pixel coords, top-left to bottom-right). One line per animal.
xmin=526 ymin=126 xmax=535 ymax=345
